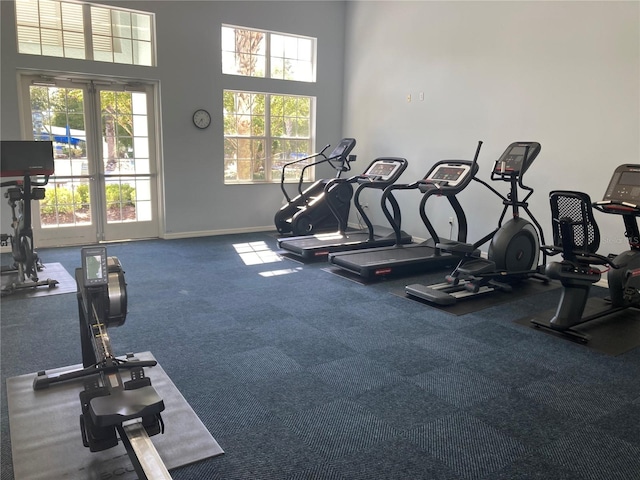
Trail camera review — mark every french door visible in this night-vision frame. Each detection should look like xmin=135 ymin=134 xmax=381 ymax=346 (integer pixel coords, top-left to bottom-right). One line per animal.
xmin=21 ymin=75 xmax=160 ymax=247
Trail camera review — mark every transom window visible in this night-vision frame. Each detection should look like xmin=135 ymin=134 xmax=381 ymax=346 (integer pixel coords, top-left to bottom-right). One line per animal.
xmin=223 ymin=90 xmax=314 ymax=184
xmin=15 ymin=0 xmax=155 ymax=66
xmin=222 ymin=25 xmax=316 ymax=82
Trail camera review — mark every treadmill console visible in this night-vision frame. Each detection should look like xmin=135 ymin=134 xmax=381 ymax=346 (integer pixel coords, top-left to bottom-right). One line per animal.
xmin=362 ymin=159 xmax=404 ymax=182
xmin=598 ymin=164 xmax=640 ymax=212
xmin=425 ymin=163 xmax=472 ymax=188
xmin=492 ymin=142 xmax=541 ymax=178
xmin=328 ymin=138 xmax=356 ymax=161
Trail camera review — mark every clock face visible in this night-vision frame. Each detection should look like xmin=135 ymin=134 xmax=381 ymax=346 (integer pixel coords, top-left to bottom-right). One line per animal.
xmin=193 ymin=109 xmax=211 ymax=129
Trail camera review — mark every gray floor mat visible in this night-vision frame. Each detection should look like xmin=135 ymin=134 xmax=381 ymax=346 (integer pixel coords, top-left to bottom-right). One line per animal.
xmin=6 ymin=351 xmax=223 ymax=479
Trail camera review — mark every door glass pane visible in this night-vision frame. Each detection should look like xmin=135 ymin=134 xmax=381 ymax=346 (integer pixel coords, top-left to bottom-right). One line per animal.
xmin=100 ymin=89 xmax=152 ymax=223
xmin=29 ymin=84 xmax=90 ymax=227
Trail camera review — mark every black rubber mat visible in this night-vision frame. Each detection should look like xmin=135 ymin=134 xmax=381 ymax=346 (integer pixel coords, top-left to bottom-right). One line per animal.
xmin=6 ymin=351 xmax=223 ymax=479
xmin=1 ymin=263 xmax=75 ymax=299
xmin=514 ymin=298 xmax=640 ymax=356
xmin=391 ymin=279 xmax=560 ymax=316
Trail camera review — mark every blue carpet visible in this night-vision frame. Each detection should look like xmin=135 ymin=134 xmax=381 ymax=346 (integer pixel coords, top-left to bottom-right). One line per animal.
xmin=2 ymin=232 xmax=640 ymax=480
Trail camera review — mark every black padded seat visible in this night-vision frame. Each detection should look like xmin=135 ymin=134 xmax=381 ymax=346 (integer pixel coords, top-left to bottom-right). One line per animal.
xmin=90 ymin=386 xmax=165 ymax=427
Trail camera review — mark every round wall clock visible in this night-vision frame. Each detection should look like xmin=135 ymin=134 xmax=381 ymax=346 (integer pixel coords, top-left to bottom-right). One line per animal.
xmin=192 ymin=109 xmax=211 ymax=129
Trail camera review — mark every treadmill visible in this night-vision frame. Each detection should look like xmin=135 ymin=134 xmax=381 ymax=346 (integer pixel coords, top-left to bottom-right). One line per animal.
xmin=277 ymin=157 xmax=412 ymax=260
xmin=327 ymin=141 xmax=483 ymax=280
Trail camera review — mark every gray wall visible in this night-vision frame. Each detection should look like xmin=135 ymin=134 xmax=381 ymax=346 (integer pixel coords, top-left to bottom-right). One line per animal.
xmin=0 ymin=0 xmax=347 ymax=238
xmin=2 ymin=0 xmax=639 ymax=256
xmin=343 ymin=1 xmax=640 ymax=255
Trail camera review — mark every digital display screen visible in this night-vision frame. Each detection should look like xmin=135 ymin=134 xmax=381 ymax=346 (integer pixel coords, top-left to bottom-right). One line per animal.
xmin=432 ymin=167 xmax=464 ymax=181
xmin=329 ymin=138 xmax=356 ymax=159
xmin=509 ymin=146 xmax=527 ymax=156
xmin=86 ymin=255 xmax=103 ymax=280
xmin=81 ymin=246 xmax=108 ymax=286
xmin=368 ymin=164 xmax=395 ymax=176
xmin=620 ymin=171 xmax=640 ymax=186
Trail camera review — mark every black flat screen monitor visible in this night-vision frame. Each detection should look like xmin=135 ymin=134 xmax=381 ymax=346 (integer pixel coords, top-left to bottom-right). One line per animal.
xmin=1 ymin=141 xmax=54 ymax=177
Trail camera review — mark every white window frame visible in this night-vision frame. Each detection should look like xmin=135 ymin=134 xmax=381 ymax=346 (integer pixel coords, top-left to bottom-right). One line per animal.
xmin=222 ymin=24 xmax=316 ymax=83
xmin=223 ymin=90 xmax=316 ymax=185
xmin=15 ymin=0 xmax=156 ymax=66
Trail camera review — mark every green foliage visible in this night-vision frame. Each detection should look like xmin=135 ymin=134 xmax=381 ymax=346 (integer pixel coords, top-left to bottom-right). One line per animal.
xmin=105 ymin=184 xmax=136 ymax=207
xmin=41 ymin=186 xmax=81 ymax=215
xmin=76 ymin=184 xmax=89 ymax=204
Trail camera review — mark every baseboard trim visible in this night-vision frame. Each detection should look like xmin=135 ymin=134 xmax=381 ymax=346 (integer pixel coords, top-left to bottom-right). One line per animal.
xmin=162 ymin=225 xmax=274 ymax=240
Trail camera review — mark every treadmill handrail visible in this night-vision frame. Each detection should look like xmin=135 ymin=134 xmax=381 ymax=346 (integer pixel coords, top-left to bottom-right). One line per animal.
xmin=380 ymin=155 xmax=482 ymax=246
xmin=324 ymin=157 xmax=408 ymax=235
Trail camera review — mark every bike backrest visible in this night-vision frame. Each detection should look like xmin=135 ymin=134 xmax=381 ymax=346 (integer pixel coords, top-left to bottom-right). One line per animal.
xmin=549 ymin=190 xmax=600 ymax=255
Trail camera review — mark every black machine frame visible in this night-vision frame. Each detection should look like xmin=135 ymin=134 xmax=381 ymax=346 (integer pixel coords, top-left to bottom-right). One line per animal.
xmin=405 ymin=141 xmax=547 ymax=303
xmin=531 ymin=164 xmax=640 ymax=343
xmin=1 ymin=141 xmax=58 ymax=295
xmin=274 ymin=138 xmax=357 ymax=236
xmin=33 ymin=247 xmax=170 ymax=479
xmin=327 ymin=141 xmax=484 ymax=280
xmin=277 ymin=156 xmax=412 ymax=260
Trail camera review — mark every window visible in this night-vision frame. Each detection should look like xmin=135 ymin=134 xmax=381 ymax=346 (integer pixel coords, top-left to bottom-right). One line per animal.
xmin=221 ymin=25 xmax=317 ymax=185
xmin=223 ymin=90 xmax=314 ymax=184
xmin=222 ymin=25 xmax=316 ymax=82
xmin=15 ymin=0 xmax=155 ymax=66
xmin=16 ymin=0 xmax=85 ymax=58
xmin=90 ymin=6 xmax=153 ymax=65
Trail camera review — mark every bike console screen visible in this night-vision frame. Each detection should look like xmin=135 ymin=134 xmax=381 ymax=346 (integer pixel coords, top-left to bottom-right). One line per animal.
xmin=602 ymin=164 xmax=640 ymax=206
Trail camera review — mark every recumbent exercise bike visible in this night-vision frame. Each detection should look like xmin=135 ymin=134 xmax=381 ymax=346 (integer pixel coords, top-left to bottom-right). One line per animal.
xmin=531 ymin=163 xmax=640 ymax=342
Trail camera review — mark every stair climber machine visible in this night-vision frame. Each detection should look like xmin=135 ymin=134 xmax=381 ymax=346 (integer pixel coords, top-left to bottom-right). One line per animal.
xmin=1 ymin=140 xmax=59 ymax=295
xmin=327 ymin=141 xmax=484 ymax=280
xmin=33 ymin=246 xmax=171 ymax=479
xmin=531 ymin=164 xmax=640 ymax=343
xmin=405 ymin=141 xmax=547 ymax=304
xmin=274 ymin=138 xmax=357 ymax=236
xmin=277 ymin=157 xmax=412 ymax=260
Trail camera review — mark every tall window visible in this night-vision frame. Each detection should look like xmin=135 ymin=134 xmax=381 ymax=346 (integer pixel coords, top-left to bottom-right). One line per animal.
xmin=222 ymin=25 xmax=316 ymax=83
xmin=15 ymin=0 xmax=155 ymax=66
xmin=222 ymin=25 xmax=317 ymax=185
xmin=223 ymin=91 xmax=314 ymax=184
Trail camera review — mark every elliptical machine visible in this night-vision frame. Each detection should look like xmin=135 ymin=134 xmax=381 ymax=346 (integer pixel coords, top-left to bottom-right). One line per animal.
xmin=531 ymin=164 xmax=640 ymax=343
xmin=1 ymin=141 xmax=58 ymax=295
xmin=274 ymin=138 xmax=356 ymax=235
xmin=406 ymin=142 xmax=546 ymax=305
